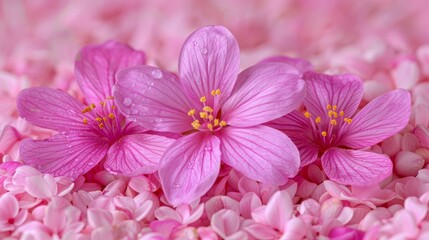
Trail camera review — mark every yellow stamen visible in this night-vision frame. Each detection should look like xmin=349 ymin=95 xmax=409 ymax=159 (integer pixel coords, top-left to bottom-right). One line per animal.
xmin=304 ymin=111 xmax=311 ymax=118
xmin=111 ymin=105 xmax=116 ymax=109
xmin=207 ymin=123 xmax=213 ymax=131
xmin=211 ymin=90 xmax=216 ymax=96
xmin=327 ymin=104 xmax=332 ymax=110
xmin=332 ymin=105 xmax=337 ymax=111
xmin=208 ymin=114 xmax=214 ymax=121
xmin=100 ymin=101 xmax=106 ymax=107
xmin=95 ymin=117 xmax=103 ymax=122
xmin=219 ymin=120 xmax=227 ymax=127
xmin=339 ymin=111 xmax=345 ymax=117
xmin=215 ymin=89 xmax=221 ymax=95
xmin=98 ymin=123 xmax=104 ymax=129
xmin=315 ymin=117 xmax=321 ymax=123
xmin=89 ymin=103 xmax=96 ymax=109
xmin=321 ymin=131 xmax=327 ymax=137
xmin=214 ymin=119 xmax=220 ymax=126
xmin=344 ymin=118 xmax=352 ymax=124
xmin=199 ymin=112 xmax=208 ymax=119
xmin=107 ymin=96 xmax=114 ymax=99
xmin=203 ymin=106 xmax=213 ymax=113
xmin=188 ymin=109 xmax=195 ymax=116
xmin=83 ymin=118 xmax=88 ymax=125
xmin=103 ymin=117 xmax=107 ymax=122
xmin=192 ymin=120 xmax=201 ymax=129
xmin=108 ymin=113 xmax=115 ymax=119
xmin=330 ymin=119 xmax=337 ymax=125
xmin=200 ymin=96 xmax=206 ymax=103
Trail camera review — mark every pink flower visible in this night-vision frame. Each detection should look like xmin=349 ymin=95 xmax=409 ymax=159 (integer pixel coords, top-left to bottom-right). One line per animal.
xmin=17 ymin=41 xmax=174 ymax=179
xmin=270 ymin=71 xmax=411 ymax=185
xmin=0 ymin=193 xmax=28 ymax=232
xmin=114 ymin=25 xmax=306 ymax=205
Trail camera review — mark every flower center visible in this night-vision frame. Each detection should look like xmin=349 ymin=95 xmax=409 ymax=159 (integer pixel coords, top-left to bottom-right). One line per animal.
xmin=304 ymin=104 xmax=352 ymax=148
xmin=187 ymin=89 xmax=227 ymax=132
xmin=81 ymin=96 xmax=127 ymax=139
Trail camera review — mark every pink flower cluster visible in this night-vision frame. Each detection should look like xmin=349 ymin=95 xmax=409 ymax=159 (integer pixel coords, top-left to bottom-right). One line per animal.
xmin=1 ymin=1 xmax=429 ymax=239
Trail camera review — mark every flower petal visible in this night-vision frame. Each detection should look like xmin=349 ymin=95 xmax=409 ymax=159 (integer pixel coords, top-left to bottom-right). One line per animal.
xmin=341 ymin=89 xmax=411 ymax=148
xmin=222 ymin=62 xmax=305 ymax=127
xmin=179 ymin=25 xmax=240 ymax=106
xmin=75 ymin=41 xmax=146 ymax=104
xmin=260 ymin=56 xmax=314 ymax=73
xmin=114 ymin=65 xmax=192 ymax=133
xmin=159 ymin=133 xmax=221 ymax=206
xmin=321 ymin=148 xmax=392 ymax=186
xmin=303 ymin=72 xmax=363 ymax=119
xmin=104 ymin=133 xmax=175 ymax=176
xmin=17 ymin=87 xmax=87 ymax=131
xmin=268 ymin=111 xmax=319 ymax=166
xmin=19 ymin=131 xmax=109 ymax=179
xmin=0 ymin=194 xmax=19 ymax=221
xmin=219 ymin=125 xmax=300 ymax=185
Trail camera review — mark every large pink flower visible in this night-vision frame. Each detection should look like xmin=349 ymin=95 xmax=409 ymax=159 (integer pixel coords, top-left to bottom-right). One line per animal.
xmin=17 ymin=41 xmax=174 ymax=179
xmin=113 ymin=26 xmax=306 ymax=205
xmin=269 ymin=71 xmax=411 ymax=185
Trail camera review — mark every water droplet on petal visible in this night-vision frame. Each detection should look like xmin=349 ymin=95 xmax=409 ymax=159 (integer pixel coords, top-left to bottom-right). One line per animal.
xmin=123 ymin=98 xmax=132 ymax=106
xmin=173 ymin=184 xmax=181 ymax=188
xmin=193 ymin=41 xmax=197 ymax=46
xmin=187 ymin=160 xmax=195 ymax=168
xmin=131 ymin=109 xmax=139 ymax=114
xmin=201 ymin=48 xmax=208 ymax=54
xmin=151 ymin=69 xmax=163 ymax=79
xmin=205 ymin=146 xmax=212 ymax=151
xmin=67 ymin=144 xmax=72 ymax=148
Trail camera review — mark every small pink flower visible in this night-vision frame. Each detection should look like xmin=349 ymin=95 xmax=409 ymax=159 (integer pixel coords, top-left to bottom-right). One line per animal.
xmin=270 ymin=71 xmax=411 ymax=185
xmin=17 ymin=41 xmax=174 ymax=179
xmin=114 ymin=25 xmax=306 ymax=205
xmin=0 ymin=193 xmax=28 ymax=232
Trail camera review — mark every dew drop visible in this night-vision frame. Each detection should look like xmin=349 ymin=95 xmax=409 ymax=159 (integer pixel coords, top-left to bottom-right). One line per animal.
xmin=173 ymin=184 xmax=181 ymax=188
xmin=131 ymin=109 xmax=139 ymax=114
xmin=204 ymin=146 xmax=212 ymax=151
xmin=123 ymin=98 xmax=132 ymax=106
xmin=151 ymin=69 xmax=163 ymax=79
xmin=67 ymin=144 xmax=72 ymax=148
xmin=193 ymin=41 xmax=197 ymax=46
xmin=88 ymin=162 xmax=95 ymax=166
xmin=187 ymin=160 xmax=195 ymax=168
xmin=200 ymin=48 xmax=208 ymax=54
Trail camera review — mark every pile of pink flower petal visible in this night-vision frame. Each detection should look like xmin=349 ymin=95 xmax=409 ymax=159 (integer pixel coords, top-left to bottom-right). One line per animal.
xmin=2 ymin=1 xmax=429 ymax=239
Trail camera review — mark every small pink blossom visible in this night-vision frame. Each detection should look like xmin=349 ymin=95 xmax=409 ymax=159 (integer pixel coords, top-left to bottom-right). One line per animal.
xmin=270 ymin=70 xmax=411 ymax=185
xmin=17 ymin=41 xmax=174 ymax=179
xmin=114 ymin=25 xmax=306 ymax=205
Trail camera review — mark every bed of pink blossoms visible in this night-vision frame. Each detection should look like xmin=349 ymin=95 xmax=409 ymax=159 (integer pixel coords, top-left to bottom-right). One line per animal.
xmin=2 ymin=1 xmax=429 ymax=239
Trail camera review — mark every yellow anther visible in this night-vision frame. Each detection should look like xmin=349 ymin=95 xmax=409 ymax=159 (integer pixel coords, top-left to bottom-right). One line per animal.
xmin=208 ymin=114 xmax=214 ymax=121
xmin=108 ymin=113 xmax=115 ymax=119
xmin=330 ymin=119 xmax=337 ymax=125
xmin=219 ymin=120 xmax=227 ymax=127
xmin=207 ymin=123 xmax=214 ymax=131
xmin=107 ymin=96 xmax=114 ymax=99
xmin=188 ymin=109 xmax=195 ymax=116
xmin=214 ymin=119 xmax=220 ymax=126
xmin=199 ymin=112 xmax=208 ymax=119
xmin=211 ymin=90 xmax=216 ymax=96
xmin=304 ymin=112 xmax=311 ymax=118
xmin=327 ymin=104 xmax=332 ymax=110
xmin=98 ymin=123 xmax=104 ymax=129
xmin=344 ymin=118 xmax=352 ymax=124
xmin=332 ymin=111 xmax=338 ymax=118
xmin=211 ymin=89 xmax=221 ymax=96
xmin=95 ymin=117 xmax=103 ymax=122
xmin=315 ymin=117 xmax=321 ymax=123
xmin=321 ymin=131 xmax=327 ymax=137
xmin=100 ymin=101 xmax=106 ymax=107
xmin=200 ymin=96 xmax=207 ymax=103
xmin=103 ymin=117 xmax=107 ymax=122
xmin=203 ymin=106 xmax=213 ymax=113
xmin=89 ymin=103 xmax=96 ymax=109
xmin=215 ymin=89 xmax=221 ymax=95
xmin=339 ymin=111 xmax=345 ymax=117
xmin=111 ymin=105 xmax=116 ymax=109
xmin=332 ymin=105 xmax=337 ymax=111
xmin=83 ymin=118 xmax=88 ymax=125
xmin=191 ymin=120 xmax=201 ymax=129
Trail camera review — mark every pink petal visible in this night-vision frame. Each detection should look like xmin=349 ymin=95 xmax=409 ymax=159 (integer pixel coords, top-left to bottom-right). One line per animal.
xmin=0 ymin=194 xmax=19 ymax=221
xmin=219 ymin=126 xmax=300 ymax=185
xmin=75 ymin=41 xmax=146 ymax=104
xmin=321 ymin=148 xmax=393 ymax=186
xmin=104 ymin=133 xmax=174 ymax=176
xmin=260 ymin=56 xmax=314 ymax=73
xmin=44 ymin=197 xmax=69 ymax=233
xmin=205 ymin=196 xmax=240 ymax=220
xmin=114 ymin=65 xmax=192 ymax=133
xmin=210 ymin=209 xmax=241 ymax=239
xmin=179 ymin=25 xmax=240 ymax=106
xmin=303 ymin=72 xmax=363 ymax=119
xmin=264 ymin=190 xmax=293 ymax=231
xmin=159 ymin=133 xmax=221 ymax=206
xmin=268 ymin=111 xmax=318 ymax=166
xmin=341 ymin=89 xmax=411 ymax=148
xmin=17 ymin=87 xmax=87 ymax=131
xmin=222 ymin=62 xmax=305 ymax=127
xmin=245 ymin=223 xmax=278 ymax=239
xmin=24 ymin=175 xmax=57 ymax=199
xmin=20 ymin=131 xmax=109 ymax=179
xmin=87 ymin=208 xmax=113 ymax=228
